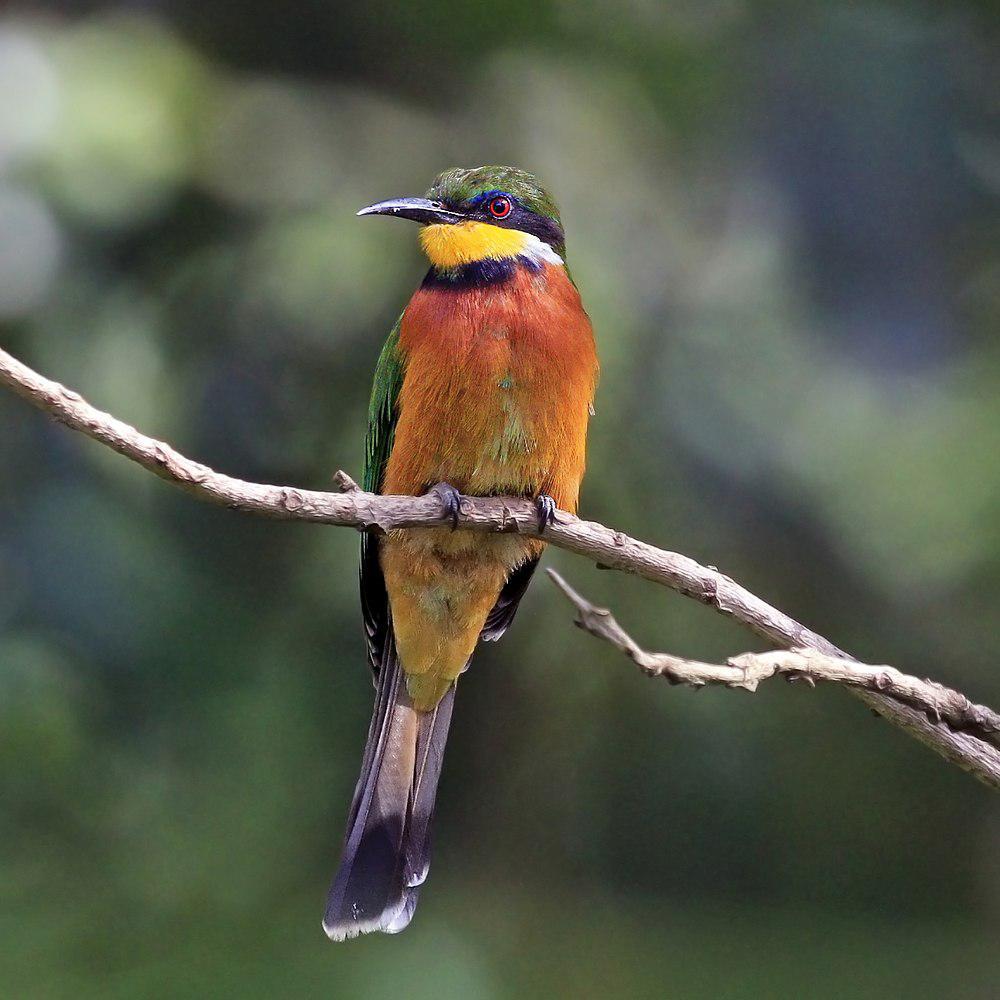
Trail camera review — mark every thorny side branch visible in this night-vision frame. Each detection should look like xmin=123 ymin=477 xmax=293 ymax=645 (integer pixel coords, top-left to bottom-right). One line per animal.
xmin=3 ymin=344 xmax=1000 ymax=790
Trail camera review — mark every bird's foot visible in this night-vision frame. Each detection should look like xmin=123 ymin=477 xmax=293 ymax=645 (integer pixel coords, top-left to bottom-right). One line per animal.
xmin=429 ymin=482 xmax=463 ymax=530
xmin=535 ymin=493 xmax=557 ymax=533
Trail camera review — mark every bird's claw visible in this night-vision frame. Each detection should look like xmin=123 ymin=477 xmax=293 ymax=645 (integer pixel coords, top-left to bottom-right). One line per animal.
xmin=535 ymin=493 xmax=557 ymax=533
xmin=430 ymin=482 xmax=463 ymax=530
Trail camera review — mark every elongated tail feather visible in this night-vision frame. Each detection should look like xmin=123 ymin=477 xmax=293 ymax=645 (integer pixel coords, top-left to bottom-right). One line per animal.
xmin=384 ymin=685 xmax=455 ymax=935
xmin=323 ymin=632 xmax=456 ymax=940
xmin=402 ymin=684 xmax=455 ymax=891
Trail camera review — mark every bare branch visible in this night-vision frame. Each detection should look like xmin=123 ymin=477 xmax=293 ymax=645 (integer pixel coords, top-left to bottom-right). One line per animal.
xmin=4 ymin=343 xmax=1000 ymax=789
xmin=548 ymin=568 xmax=1000 ymax=741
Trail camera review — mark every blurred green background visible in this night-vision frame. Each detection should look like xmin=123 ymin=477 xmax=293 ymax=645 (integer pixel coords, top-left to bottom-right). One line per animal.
xmin=1 ymin=1 xmax=999 ymax=997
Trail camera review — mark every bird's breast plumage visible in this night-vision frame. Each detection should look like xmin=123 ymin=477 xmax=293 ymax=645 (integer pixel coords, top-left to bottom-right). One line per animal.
xmin=383 ymin=261 xmax=598 ymax=511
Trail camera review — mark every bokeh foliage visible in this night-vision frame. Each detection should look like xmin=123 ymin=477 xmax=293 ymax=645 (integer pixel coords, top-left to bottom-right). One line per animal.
xmin=1 ymin=1 xmax=998 ymax=996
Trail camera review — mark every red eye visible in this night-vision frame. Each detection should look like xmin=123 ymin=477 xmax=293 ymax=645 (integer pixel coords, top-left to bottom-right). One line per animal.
xmin=488 ymin=196 xmax=512 ymax=219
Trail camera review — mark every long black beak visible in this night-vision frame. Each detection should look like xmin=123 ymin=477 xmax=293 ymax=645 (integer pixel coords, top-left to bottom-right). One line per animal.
xmin=357 ymin=197 xmax=465 ymax=226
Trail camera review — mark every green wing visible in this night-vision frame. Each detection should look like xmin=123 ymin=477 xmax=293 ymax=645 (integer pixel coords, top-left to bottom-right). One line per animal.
xmin=361 ymin=318 xmax=406 ymax=672
xmin=363 ymin=318 xmax=406 ymax=493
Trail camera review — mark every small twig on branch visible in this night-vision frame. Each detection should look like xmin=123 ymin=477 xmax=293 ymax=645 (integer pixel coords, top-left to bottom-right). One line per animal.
xmin=548 ymin=568 xmax=1000 ymax=743
xmin=3 ymin=343 xmax=1000 ymax=790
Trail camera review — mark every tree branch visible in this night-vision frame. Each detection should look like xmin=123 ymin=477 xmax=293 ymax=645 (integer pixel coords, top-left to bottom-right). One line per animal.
xmin=3 ymin=343 xmax=1000 ymax=789
xmin=548 ymin=568 xmax=1000 ymax=742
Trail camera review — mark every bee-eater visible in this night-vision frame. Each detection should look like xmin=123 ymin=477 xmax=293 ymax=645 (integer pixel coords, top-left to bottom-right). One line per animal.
xmin=323 ymin=166 xmax=599 ymax=940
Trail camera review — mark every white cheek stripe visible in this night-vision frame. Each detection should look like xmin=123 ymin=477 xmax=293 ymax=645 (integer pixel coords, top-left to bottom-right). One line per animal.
xmin=519 ymin=232 xmax=563 ymax=266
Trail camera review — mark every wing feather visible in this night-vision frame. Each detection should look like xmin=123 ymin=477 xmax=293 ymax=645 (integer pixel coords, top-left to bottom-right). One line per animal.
xmin=361 ymin=318 xmax=406 ymax=675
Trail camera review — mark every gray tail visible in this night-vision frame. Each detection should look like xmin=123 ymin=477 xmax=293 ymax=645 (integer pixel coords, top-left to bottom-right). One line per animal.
xmin=323 ymin=633 xmax=455 ymax=940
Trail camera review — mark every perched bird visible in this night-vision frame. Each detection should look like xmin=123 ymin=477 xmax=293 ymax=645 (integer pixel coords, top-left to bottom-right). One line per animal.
xmin=323 ymin=166 xmax=599 ymax=940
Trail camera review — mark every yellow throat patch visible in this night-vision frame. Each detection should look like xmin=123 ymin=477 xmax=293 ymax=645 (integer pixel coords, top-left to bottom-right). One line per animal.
xmin=419 ymin=221 xmax=531 ymax=268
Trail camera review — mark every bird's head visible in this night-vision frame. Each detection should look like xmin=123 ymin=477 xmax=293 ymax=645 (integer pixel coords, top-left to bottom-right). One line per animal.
xmin=358 ymin=165 xmax=565 ymax=270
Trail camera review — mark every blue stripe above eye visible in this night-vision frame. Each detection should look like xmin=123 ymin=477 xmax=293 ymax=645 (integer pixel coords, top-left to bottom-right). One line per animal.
xmin=472 ymin=189 xmax=513 ymax=206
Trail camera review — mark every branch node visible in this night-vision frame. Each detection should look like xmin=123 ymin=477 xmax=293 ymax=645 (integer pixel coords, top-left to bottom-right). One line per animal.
xmin=698 ymin=577 xmax=720 ymax=605
xmin=497 ymin=504 xmax=514 ymax=533
xmin=281 ymin=487 xmax=304 ymax=512
xmin=786 ymin=672 xmax=816 ymax=688
xmin=332 ymin=470 xmax=360 ymax=493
